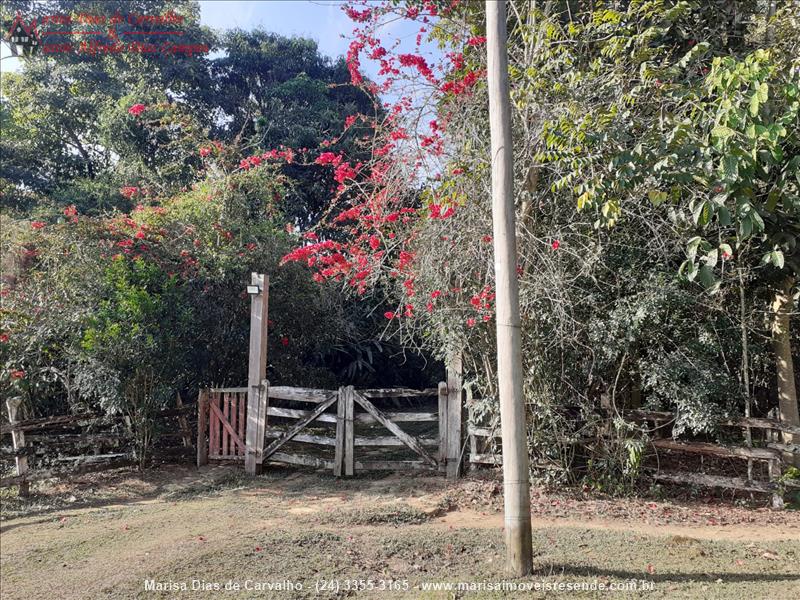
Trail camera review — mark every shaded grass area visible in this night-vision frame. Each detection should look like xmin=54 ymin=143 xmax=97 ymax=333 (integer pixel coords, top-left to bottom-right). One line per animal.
xmin=3 ymin=503 xmax=799 ymax=598
xmin=2 ymin=466 xmax=799 ymax=599
xmin=118 ymin=526 xmax=800 ymax=599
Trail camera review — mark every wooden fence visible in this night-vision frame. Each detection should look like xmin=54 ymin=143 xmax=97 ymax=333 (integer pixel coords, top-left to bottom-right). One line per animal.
xmin=467 ymin=407 xmax=800 ymax=506
xmin=197 ymin=381 xmax=466 ymax=478
xmin=1 ymin=398 xmax=193 ymax=494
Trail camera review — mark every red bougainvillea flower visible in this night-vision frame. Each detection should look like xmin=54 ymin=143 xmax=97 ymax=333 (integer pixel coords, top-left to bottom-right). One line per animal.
xmin=482 ymin=235 xmax=492 ymax=243
xmin=466 ymin=36 xmax=487 ymax=46
xmin=0 ymin=333 xmax=9 ymax=343
xmin=551 ymin=240 xmax=560 ymax=250
xmin=10 ymin=369 xmax=25 ymax=379
xmin=63 ymin=205 xmax=78 ymax=217
xmin=120 ymin=187 xmax=139 ymax=199
xmin=280 ymin=336 xmax=289 ymax=347
xmin=134 ymin=231 xmax=146 ymax=239
xmin=199 ymin=146 xmax=212 ymax=157
xmin=384 ymin=311 xmax=395 ymax=320
xmin=127 ymin=103 xmax=147 ymax=116
xmin=466 ymin=318 xmax=476 ymax=327
xmin=31 ymin=221 xmax=46 ymax=230
xmin=721 ymin=250 xmax=732 ymax=260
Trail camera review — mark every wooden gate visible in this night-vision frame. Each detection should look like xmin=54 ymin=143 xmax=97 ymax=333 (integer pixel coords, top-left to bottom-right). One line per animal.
xmin=202 ymin=388 xmax=247 ymax=461
xmin=197 ymin=381 xmax=465 ymax=478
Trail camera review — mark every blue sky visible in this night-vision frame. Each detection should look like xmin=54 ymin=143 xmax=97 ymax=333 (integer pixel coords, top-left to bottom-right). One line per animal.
xmin=2 ymin=1 xmax=441 ymax=80
xmin=200 ymin=0 xmax=356 ymax=60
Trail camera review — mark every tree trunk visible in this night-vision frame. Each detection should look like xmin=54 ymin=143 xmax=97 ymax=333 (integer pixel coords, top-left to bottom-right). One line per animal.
xmin=772 ymin=276 xmax=800 ymax=467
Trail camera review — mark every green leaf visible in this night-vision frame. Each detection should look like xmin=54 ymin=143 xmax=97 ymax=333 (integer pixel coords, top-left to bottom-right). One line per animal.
xmin=772 ymin=250 xmax=785 ymax=269
xmin=722 ymin=155 xmax=738 ymax=180
xmin=711 ymin=125 xmax=736 ymax=141
xmin=705 ymin=249 xmax=718 ymax=269
xmin=697 ymin=265 xmax=715 ymax=288
xmin=648 ymin=190 xmax=668 ymax=206
xmin=749 ymin=93 xmax=760 ymax=116
xmin=757 ymin=81 xmax=769 ymax=102
xmin=739 ymin=216 xmax=753 ymax=239
xmin=692 ymin=200 xmax=710 ymax=227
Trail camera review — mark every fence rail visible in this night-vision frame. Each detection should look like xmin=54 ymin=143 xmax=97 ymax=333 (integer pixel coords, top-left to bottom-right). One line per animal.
xmin=1 ymin=399 xmax=194 ymax=494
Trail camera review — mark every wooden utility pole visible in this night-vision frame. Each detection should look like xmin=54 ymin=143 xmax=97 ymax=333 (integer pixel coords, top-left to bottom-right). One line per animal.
xmin=486 ymin=0 xmax=534 ymax=575
xmin=245 ymin=272 xmax=269 ymax=475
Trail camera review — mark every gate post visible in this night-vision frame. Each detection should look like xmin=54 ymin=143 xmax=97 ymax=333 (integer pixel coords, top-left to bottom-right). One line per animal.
xmin=245 ymin=273 xmax=269 ymax=475
xmin=345 ymin=386 xmax=355 ymax=476
xmin=196 ymin=389 xmax=209 ymax=467
xmin=437 ymin=382 xmax=448 ymax=473
xmin=334 ymin=386 xmax=346 ymax=477
xmin=446 ymin=354 xmax=464 ymax=480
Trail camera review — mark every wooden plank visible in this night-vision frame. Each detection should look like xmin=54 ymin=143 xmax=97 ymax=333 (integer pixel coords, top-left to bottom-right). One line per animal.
xmin=267 ymin=405 xmax=436 ymax=423
xmin=210 ymin=393 xmax=219 ymax=458
xmin=468 ymin=425 xmax=501 ymax=438
xmin=0 ymin=413 xmax=113 ymax=434
xmin=467 ymin=405 xmax=478 ymax=470
xmin=268 ymin=452 xmax=334 ymax=469
xmin=345 ymin=386 xmax=354 ymax=476
xmin=727 ymin=417 xmax=800 ymax=436
xmin=197 ymin=389 xmax=208 ymax=467
xmin=238 ymin=391 xmax=246 ymax=456
xmin=360 ymin=388 xmax=438 ymax=398
xmin=230 ymin=392 xmax=238 ymax=456
xmin=352 ymin=392 xmax=437 ymax=467
xmin=438 ymin=381 xmax=448 ymax=473
xmin=245 ymin=272 xmax=269 ymax=474
xmin=767 ymin=442 xmax=800 ymax=455
xmin=0 ymin=407 xmax=191 ymax=434
xmin=267 ymin=386 xmax=333 ymax=403
xmin=210 ymin=387 xmax=248 ymax=393
xmin=222 ymin=392 xmax=230 ymax=457
xmin=355 ymin=460 xmax=437 ymax=471
xmin=652 ymin=439 xmax=779 ymax=461
xmin=446 ymin=356 xmax=463 ymax=479
xmin=334 ymin=387 xmax=345 ymax=477
xmin=5 ymin=399 xmax=29 ymax=496
xmin=262 ymin=394 xmax=338 ymax=461
xmin=209 ymin=400 xmax=245 ymax=453
xmin=471 ymin=453 xmax=502 ymax=465
xmin=25 ymin=433 xmax=126 ymax=444
xmin=649 ymin=469 xmax=775 ymax=493
xmin=51 ymin=452 xmax=131 ymax=464
xmin=354 ymin=435 xmax=439 ymax=447
xmin=265 ymin=428 xmax=336 ymax=446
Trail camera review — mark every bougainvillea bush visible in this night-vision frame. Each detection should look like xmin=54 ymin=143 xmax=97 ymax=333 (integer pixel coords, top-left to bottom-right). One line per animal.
xmin=269 ymin=0 xmax=799 ymax=485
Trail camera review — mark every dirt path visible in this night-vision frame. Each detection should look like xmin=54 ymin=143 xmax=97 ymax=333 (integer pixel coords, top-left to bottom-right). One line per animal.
xmin=1 ymin=466 xmax=798 ymax=599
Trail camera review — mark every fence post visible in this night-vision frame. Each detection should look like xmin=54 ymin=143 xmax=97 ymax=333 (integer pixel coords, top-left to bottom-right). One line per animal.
xmin=768 ymin=458 xmax=784 ymax=509
xmin=446 ymin=355 xmax=464 ymax=480
xmin=5 ymin=398 xmax=30 ymax=496
xmin=245 ymin=272 xmax=269 ymax=475
xmin=438 ymin=382 xmax=448 ymax=473
xmin=334 ymin=386 xmax=346 ymax=477
xmin=345 ymin=386 xmax=355 ymax=477
xmin=176 ymin=393 xmax=192 ymax=448
xmin=468 ymin=403 xmax=478 ymax=472
xmin=196 ymin=389 xmax=209 ymax=467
